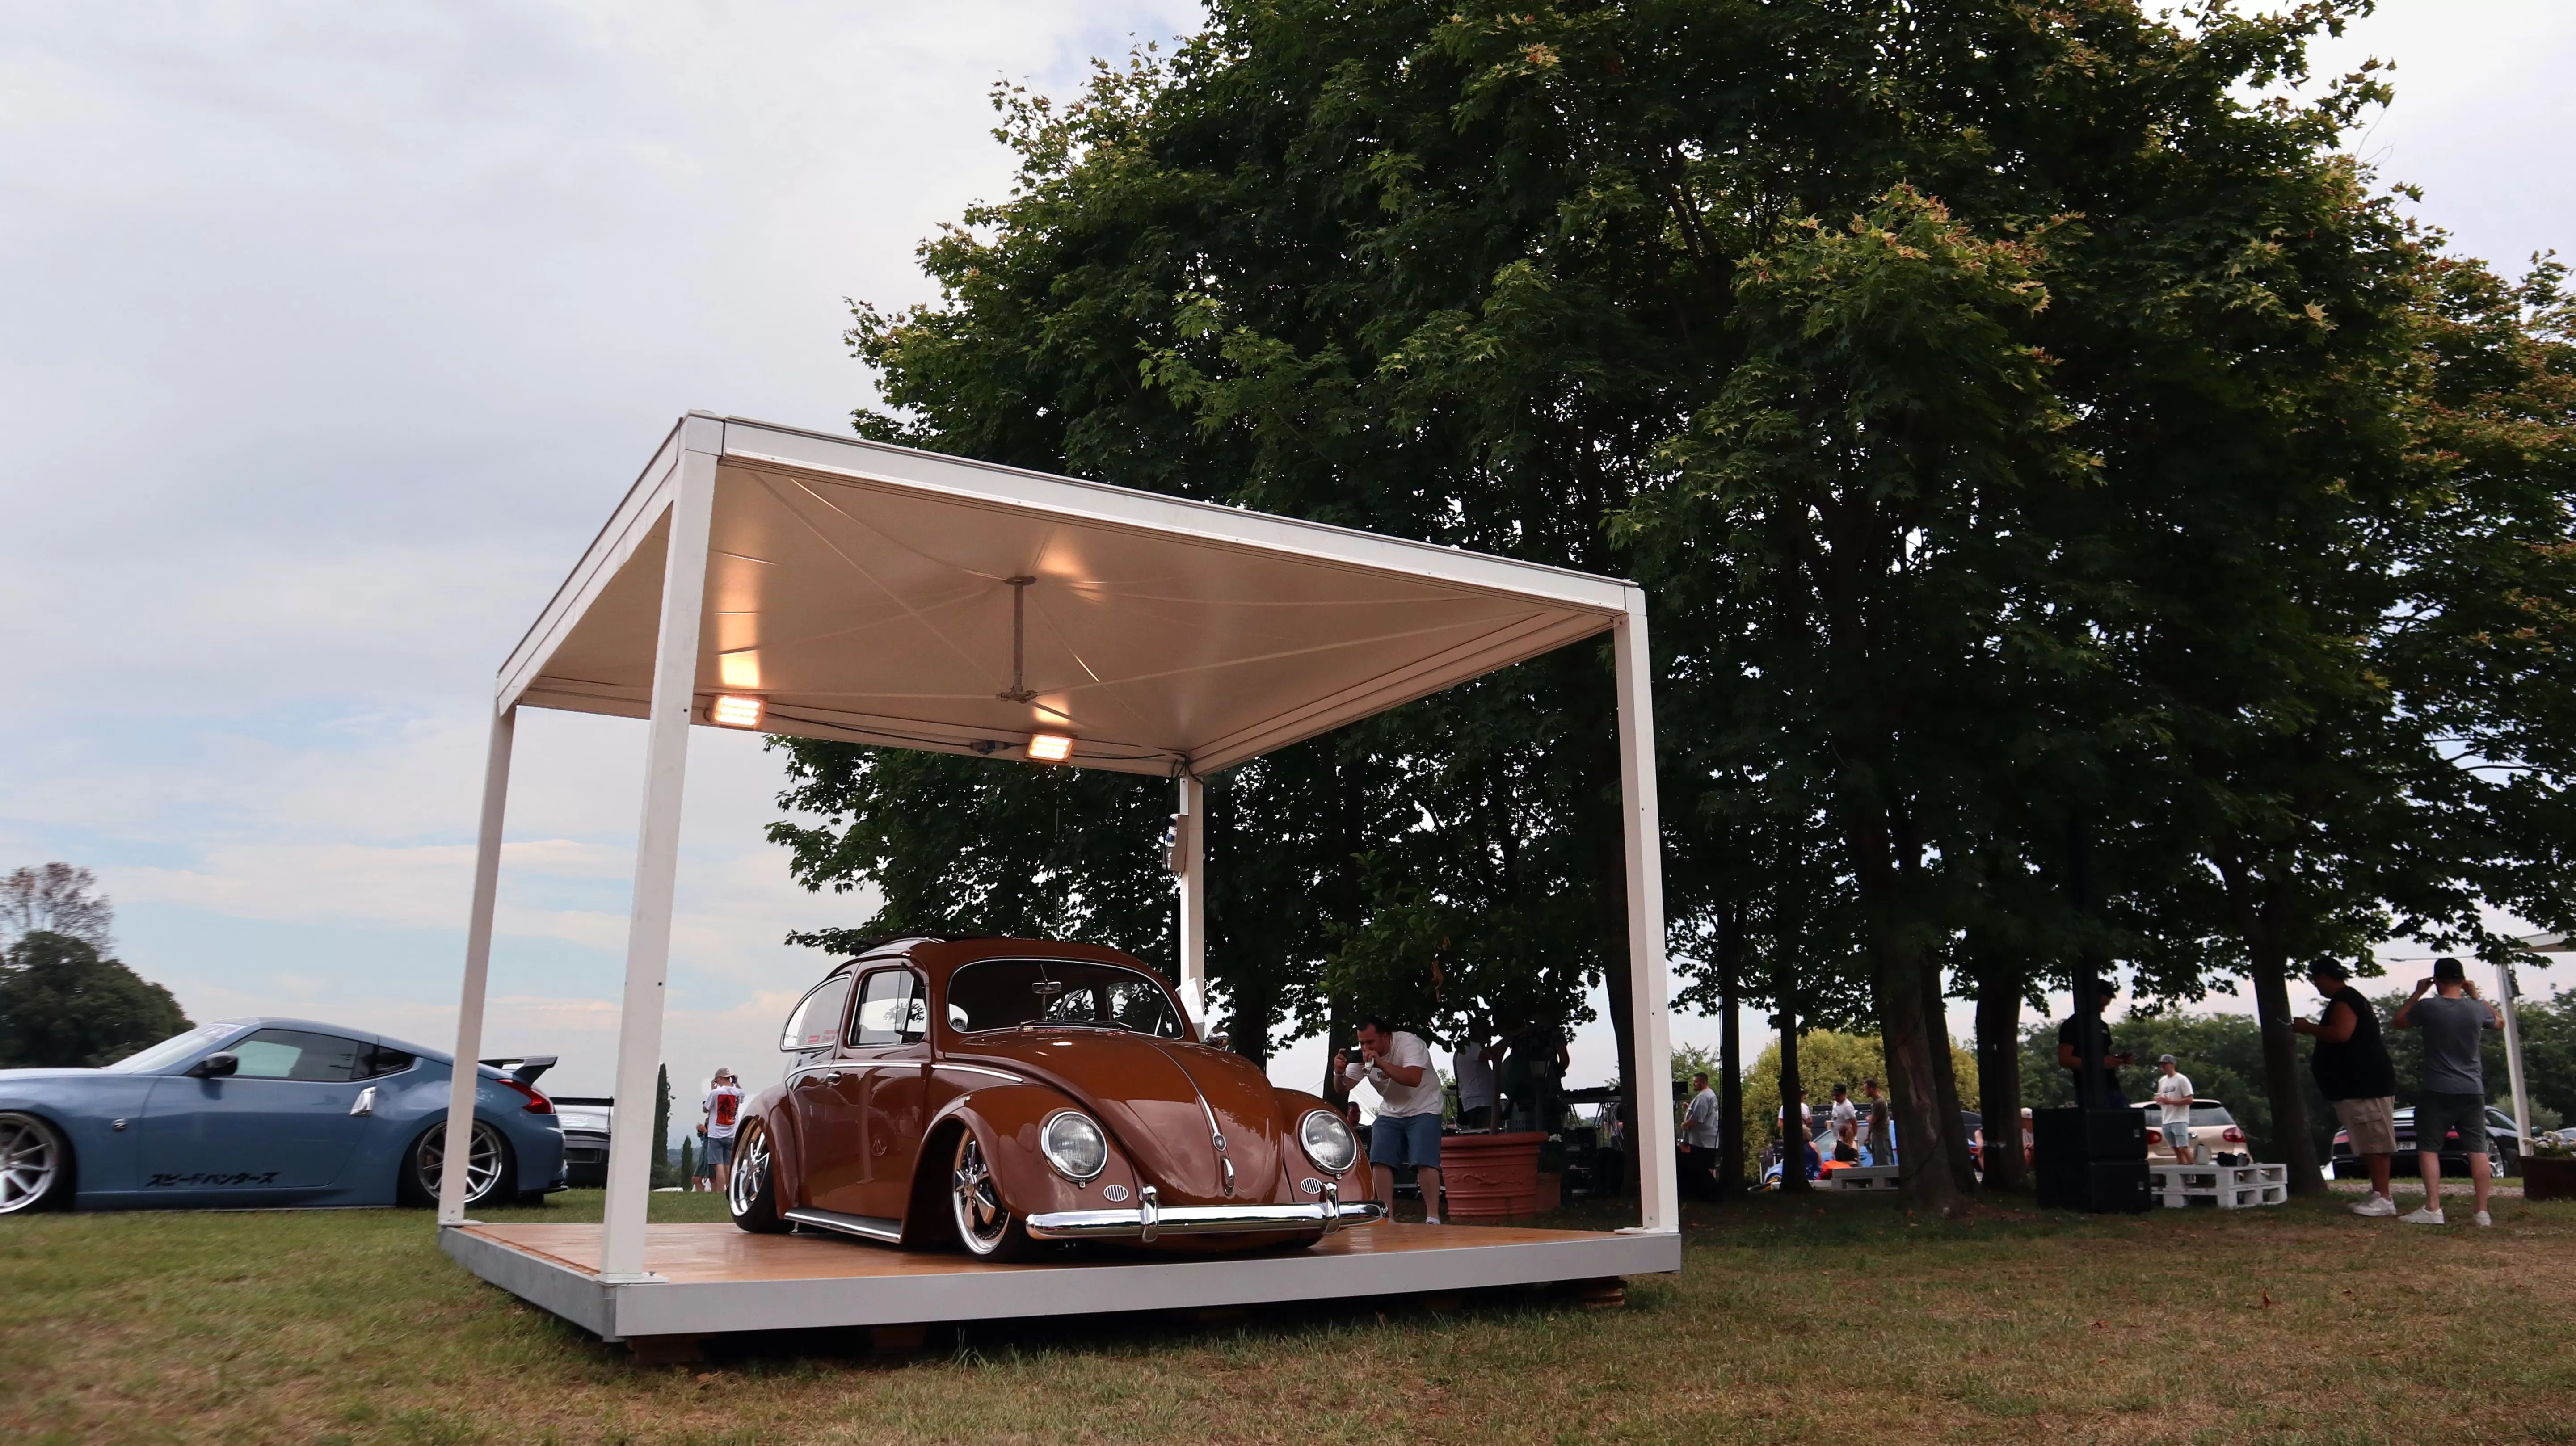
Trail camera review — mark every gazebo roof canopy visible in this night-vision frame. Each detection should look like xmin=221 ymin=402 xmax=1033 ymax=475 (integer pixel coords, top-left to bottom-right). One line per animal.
xmin=499 ymin=415 xmax=1638 ymax=776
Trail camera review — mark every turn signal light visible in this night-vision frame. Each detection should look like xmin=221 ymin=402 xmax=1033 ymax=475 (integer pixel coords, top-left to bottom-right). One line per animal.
xmin=2222 ymin=1126 xmax=2246 ymax=1143
xmin=712 ymin=695 xmax=764 ymax=728
xmin=1027 ymin=732 xmax=1074 ymax=763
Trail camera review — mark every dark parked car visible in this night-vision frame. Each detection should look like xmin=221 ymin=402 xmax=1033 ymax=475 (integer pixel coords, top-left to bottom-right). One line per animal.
xmin=0 ymin=1018 xmax=568 ymax=1214
xmin=2331 ymin=1104 xmax=2522 ymax=1179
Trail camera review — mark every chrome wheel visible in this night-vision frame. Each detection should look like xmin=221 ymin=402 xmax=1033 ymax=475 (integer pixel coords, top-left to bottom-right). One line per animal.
xmin=416 ymin=1120 xmax=507 ymax=1206
xmin=950 ymin=1132 xmax=1012 ymax=1255
xmin=0 ymin=1113 xmax=66 ymax=1214
xmin=729 ymin=1121 xmax=773 ymax=1218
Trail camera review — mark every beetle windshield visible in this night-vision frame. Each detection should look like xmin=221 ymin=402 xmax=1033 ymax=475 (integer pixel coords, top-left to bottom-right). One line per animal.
xmin=101 ymin=1023 xmax=236 ymax=1074
xmin=945 ymin=959 xmax=1184 ymax=1038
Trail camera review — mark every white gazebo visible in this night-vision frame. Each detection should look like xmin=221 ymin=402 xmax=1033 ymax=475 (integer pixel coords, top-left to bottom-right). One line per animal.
xmin=436 ymin=413 xmax=1679 ymax=1345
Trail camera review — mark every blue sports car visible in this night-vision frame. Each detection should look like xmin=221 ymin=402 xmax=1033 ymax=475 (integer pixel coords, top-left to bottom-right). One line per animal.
xmin=0 ymin=1017 xmax=567 ymax=1214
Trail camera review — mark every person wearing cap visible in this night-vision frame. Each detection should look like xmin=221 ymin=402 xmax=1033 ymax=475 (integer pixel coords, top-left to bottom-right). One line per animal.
xmin=2294 ymin=959 xmax=2399 ymax=1216
xmin=2056 ymin=981 xmax=2134 ymax=1106
xmin=700 ymin=1067 xmax=746 ymax=1196
xmin=2391 ymin=958 xmax=2503 ymax=1226
xmin=2150 ymin=1054 xmax=2197 ymax=1164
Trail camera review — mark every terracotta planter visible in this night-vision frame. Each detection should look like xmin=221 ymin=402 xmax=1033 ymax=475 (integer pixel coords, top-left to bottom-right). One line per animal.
xmin=1440 ymin=1131 xmax=1546 ymax=1220
xmin=2525 ymin=1154 xmax=2576 ymax=1202
xmin=1533 ymin=1170 xmax=1562 ymax=1214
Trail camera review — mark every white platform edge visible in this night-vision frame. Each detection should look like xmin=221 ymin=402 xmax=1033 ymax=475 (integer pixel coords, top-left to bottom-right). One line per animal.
xmin=442 ymin=1226 xmax=1683 ymax=1341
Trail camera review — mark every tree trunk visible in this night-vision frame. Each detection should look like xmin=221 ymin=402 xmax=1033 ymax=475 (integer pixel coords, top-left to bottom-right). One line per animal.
xmin=1770 ymin=881 xmax=1810 ymax=1194
xmin=1717 ymin=902 xmax=1745 ymax=1197
xmin=1972 ymin=949 xmax=2027 ymax=1192
xmin=1845 ymin=812 xmax=1967 ymax=1214
xmin=1776 ymin=987 xmax=1807 ymax=1195
xmin=2218 ymin=854 xmax=2326 ymax=1196
xmin=2247 ymin=930 xmax=2326 ymax=1195
xmin=1920 ymin=944 xmax=1978 ymax=1195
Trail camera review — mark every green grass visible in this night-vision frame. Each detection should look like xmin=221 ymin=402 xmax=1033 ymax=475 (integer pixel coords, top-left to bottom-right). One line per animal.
xmin=5 ymin=1186 xmax=2572 ymax=1445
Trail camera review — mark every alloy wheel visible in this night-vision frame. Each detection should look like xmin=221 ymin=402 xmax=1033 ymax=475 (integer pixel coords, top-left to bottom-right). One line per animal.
xmin=950 ymin=1133 xmax=1011 ymax=1253
xmin=729 ymin=1121 xmax=773 ymax=1217
xmin=0 ymin=1114 xmax=63 ymax=1214
xmin=417 ymin=1120 xmax=506 ymax=1206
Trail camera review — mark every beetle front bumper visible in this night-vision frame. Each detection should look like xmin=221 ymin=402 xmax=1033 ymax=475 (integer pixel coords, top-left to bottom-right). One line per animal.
xmin=1027 ymin=1184 xmax=1385 ymax=1242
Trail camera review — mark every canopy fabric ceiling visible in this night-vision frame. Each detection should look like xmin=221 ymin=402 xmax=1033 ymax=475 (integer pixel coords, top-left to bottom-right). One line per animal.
xmin=498 ymin=416 xmax=1637 ymax=776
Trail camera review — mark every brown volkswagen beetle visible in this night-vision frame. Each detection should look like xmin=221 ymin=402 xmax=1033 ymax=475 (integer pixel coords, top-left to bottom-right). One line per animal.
xmin=728 ymin=936 xmax=1383 ymax=1258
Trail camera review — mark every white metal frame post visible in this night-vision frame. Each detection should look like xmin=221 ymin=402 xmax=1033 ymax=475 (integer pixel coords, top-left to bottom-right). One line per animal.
xmin=1177 ymin=773 xmax=1208 ymax=1027
xmin=438 ymin=705 xmax=518 ymax=1225
xmin=1611 ymin=595 xmax=1678 ymax=1233
xmin=2499 ymin=961 xmax=2534 ymax=1152
xmin=598 ymin=426 xmax=720 ymax=1281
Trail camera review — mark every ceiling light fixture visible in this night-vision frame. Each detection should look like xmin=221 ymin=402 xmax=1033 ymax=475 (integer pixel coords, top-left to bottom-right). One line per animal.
xmin=1026 ymin=732 xmax=1074 ymax=763
xmin=711 ymin=696 xmax=765 ymax=729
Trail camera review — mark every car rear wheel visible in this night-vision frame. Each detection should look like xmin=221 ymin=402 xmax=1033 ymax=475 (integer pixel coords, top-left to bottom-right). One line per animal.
xmin=401 ymin=1120 xmax=513 ymax=1210
xmin=949 ymin=1131 xmax=1031 ymax=1261
xmin=728 ymin=1117 xmax=788 ymax=1233
xmin=0 ymin=1112 xmax=72 ymax=1215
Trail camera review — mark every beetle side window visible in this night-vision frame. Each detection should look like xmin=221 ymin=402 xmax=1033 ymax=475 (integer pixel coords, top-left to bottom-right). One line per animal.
xmin=780 ymin=973 xmax=855 ymax=1052
xmin=849 ymin=970 xmax=927 ymax=1047
xmin=228 ymin=1028 xmax=372 ymax=1081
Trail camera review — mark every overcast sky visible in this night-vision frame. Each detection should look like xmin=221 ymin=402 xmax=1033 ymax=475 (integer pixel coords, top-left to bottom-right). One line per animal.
xmin=1 ymin=3 xmax=2568 ymax=1127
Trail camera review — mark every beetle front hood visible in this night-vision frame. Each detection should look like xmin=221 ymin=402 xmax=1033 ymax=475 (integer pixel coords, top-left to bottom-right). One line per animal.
xmin=951 ymin=1031 xmax=1287 ymax=1206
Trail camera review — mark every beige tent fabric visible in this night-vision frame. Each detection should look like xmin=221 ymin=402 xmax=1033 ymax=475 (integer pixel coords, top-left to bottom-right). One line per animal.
xmin=505 ymin=418 xmax=1633 ymax=775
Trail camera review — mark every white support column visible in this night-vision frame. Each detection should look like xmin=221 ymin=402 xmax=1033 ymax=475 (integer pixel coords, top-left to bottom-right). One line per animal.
xmin=598 ymin=430 xmax=720 ymax=1281
xmin=438 ymin=704 xmax=517 ymax=1226
xmin=2499 ymin=961 xmax=2534 ymax=1153
xmin=1612 ymin=596 xmax=1679 ymax=1234
xmin=1177 ymin=773 xmax=1208 ymax=1030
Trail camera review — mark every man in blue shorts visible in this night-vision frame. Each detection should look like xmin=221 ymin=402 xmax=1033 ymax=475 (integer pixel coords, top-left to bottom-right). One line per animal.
xmin=2393 ymin=959 xmax=2502 ymax=1227
xmin=1335 ymin=1016 xmax=1446 ymax=1225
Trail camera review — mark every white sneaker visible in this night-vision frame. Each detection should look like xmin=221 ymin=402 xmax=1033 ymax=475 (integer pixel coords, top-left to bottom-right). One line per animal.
xmin=2472 ymin=1210 xmax=2492 ymax=1227
xmin=2401 ymin=1206 xmax=2446 ymax=1225
xmin=2349 ymin=1194 xmax=2397 ymax=1218
xmin=1422 ymin=1216 xmax=1442 ymax=1226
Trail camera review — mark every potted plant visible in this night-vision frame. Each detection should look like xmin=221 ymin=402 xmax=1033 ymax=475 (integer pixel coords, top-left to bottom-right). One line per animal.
xmin=2525 ymin=1136 xmax=2576 ymax=1203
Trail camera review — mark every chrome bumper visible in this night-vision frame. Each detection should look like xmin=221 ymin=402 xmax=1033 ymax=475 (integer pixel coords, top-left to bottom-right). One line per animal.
xmin=1026 ymin=1184 xmax=1385 ymax=1242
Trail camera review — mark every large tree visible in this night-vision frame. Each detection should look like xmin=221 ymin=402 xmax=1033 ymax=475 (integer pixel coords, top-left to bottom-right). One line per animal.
xmin=786 ymin=0 xmax=2574 ymax=1214
xmin=0 ymin=931 xmax=191 ymax=1069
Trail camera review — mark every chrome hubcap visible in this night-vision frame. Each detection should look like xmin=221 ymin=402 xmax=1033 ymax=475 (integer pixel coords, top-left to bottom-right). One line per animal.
xmin=418 ymin=1122 xmax=505 ymax=1203
xmin=951 ymin=1134 xmax=1009 ymax=1249
xmin=0 ymin=1114 xmax=60 ymax=1214
xmin=729 ymin=1122 xmax=771 ymax=1216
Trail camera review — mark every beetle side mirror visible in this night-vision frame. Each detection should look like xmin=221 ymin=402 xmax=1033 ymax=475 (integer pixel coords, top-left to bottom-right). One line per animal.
xmin=189 ymin=1052 xmax=239 ymax=1079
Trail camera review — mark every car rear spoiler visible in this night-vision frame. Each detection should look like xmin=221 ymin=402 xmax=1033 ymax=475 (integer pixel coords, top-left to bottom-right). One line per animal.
xmin=479 ymin=1055 xmax=558 ymax=1086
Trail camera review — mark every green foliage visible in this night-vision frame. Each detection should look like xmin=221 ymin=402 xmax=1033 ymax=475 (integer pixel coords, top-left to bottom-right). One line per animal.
xmin=799 ymin=0 xmax=2576 ymax=1205
xmin=1742 ymin=1030 xmax=1978 ymax=1145
xmin=0 ymin=930 xmax=191 ymax=1068
xmin=650 ymin=1064 xmax=675 ymax=1190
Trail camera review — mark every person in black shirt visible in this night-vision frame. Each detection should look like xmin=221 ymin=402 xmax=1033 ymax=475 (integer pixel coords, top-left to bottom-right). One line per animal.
xmin=2056 ymin=981 xmax=2132 ymax=1106
xmin=2294 ymin=959 xmax=2399 ymax=1217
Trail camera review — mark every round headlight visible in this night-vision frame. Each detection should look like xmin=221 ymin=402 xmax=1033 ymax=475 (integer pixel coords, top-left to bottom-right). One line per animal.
xmin=1040 ymin=1110 xmax=1108 ymax=1181
xmin=1300 ymin=1109 xmax=1358 ymax=1175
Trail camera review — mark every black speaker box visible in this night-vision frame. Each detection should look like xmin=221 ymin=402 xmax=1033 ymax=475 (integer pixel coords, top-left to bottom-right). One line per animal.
xmin=2032 ymin=1106 xmax=2146 ymax=1162
xmin=2036 ymin=1159 xmax=2154 ymax=1214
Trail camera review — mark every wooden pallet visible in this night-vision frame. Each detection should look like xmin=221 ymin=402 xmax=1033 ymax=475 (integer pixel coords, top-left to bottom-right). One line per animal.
xmin=2150 ymin=1162 xmax=2288 ymax=1209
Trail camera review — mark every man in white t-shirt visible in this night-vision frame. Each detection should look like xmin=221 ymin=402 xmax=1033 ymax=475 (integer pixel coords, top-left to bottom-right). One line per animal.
xmin=2151 ymin=1055 xmax=2197 ymax=1164
xmin=1827 ymin=1083 xmax=1860 ymax=1162
xmin=700 ymin=1068 xmax=746 ymax=1194
xmin=1334 ymin=1017 xmax=1446 ymax=1225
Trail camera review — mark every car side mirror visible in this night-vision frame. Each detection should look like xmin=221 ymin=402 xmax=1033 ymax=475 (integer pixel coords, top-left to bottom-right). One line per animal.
xmin=189 ymin=1052 xmax=239 ymax=1078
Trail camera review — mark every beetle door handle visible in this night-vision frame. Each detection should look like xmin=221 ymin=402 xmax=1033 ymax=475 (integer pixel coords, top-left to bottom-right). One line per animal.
xmin=822 ymin=1071 xmax=843 ymax=1085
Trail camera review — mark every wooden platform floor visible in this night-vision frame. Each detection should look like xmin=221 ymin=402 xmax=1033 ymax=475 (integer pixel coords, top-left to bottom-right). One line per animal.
xmin=460 ymin=1219 xmax=1613 ymax=1282
xmin=442 ymin=1219 xmax=1682 ymax=1341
